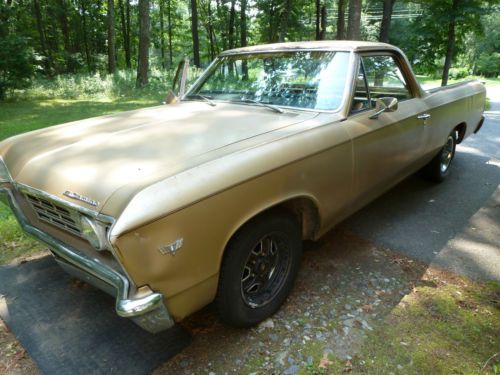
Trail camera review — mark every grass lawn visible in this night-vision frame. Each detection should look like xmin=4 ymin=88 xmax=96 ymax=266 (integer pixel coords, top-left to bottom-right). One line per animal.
xmin=0 ymin=97 xmax=159 ymax=265
xmin=351 ymin=271 xmax=500 ymax=374
xmin=416 ymin=75 xmax=500 ymax=89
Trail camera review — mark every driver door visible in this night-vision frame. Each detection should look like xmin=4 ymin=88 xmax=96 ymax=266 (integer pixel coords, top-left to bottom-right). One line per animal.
xmin=343 ymin=53 xmax=428 ymax=207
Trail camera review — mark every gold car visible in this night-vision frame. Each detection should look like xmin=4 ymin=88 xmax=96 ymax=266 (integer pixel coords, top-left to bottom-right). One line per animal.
xmin=0 ymin=41 xmax=485 ymax=333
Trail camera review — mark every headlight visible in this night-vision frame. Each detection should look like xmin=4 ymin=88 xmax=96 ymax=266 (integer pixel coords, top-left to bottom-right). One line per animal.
xmin=80 ymin=215 xmax=108 ymax=251
xmin=0 ymin=157 xmax=12 ymax=182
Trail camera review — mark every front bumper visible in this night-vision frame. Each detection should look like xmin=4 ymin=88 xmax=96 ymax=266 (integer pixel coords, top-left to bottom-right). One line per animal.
xmin=0 ymin=186 xmax=175 ymax=333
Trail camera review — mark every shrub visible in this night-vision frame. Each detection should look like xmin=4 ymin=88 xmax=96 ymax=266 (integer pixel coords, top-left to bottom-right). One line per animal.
xmin=475 ymin=52 xmax=500 ymax=78
xmin=0 ymin=36 xmax=34 ymax=99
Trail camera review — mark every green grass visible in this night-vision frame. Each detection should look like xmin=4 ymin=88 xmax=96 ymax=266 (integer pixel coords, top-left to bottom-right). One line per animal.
xmin=0 ymin=97 xmax=160 ymax=141
xmin=351 ymin=278 xmax=500 ymax=374
xmin=0 ymin=96 xmax=159 ymax=264
xmin=416 ymin=75 xmax=500 ymax=89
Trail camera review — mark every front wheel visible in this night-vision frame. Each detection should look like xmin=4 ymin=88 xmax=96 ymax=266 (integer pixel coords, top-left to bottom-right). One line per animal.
xmin=215 ymin=210 xmax=302 ymax=327
xmin=422 ymin=131 xmax=457 ymax=183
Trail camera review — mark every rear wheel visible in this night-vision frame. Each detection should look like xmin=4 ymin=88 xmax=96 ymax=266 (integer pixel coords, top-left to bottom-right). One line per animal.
xmin=215 ymin=210 xmax=302 ymax=327
xmin=422 ymin=131 xmax=457 ymax=183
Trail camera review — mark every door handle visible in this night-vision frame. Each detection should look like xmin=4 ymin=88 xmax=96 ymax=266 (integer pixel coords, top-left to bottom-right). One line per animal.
xmin=417 ymin=113 xmax=431 ymax=120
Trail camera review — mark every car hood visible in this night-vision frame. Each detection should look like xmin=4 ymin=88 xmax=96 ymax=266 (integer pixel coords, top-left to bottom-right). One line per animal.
xmin=0 ymin=101 xmax=317 ymax=213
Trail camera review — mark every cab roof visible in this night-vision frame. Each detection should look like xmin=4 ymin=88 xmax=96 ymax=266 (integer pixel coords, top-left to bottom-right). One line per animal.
xmin=219 ymin=40 xmax=399 ymax=56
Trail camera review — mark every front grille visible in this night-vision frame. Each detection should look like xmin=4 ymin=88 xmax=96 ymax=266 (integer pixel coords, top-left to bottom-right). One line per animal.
xmin=24 ymin=193 xmax=83 ymax=237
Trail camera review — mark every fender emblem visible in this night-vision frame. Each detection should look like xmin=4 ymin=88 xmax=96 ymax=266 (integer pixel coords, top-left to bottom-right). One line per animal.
xmin=159 ymin=238 xmax=184 ymax=256
xmin=63 ymin=191 xmax=99 ymax=207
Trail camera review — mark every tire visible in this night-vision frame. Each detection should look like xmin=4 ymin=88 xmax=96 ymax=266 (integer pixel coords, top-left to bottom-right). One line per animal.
xmin=422 ymin=131 xmax=457 ymax=183
xmin=215 ymin=210 xmax=303 ymax=327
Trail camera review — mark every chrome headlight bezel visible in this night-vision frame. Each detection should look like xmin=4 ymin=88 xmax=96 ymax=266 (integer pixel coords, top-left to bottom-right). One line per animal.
xmin=0 ymin=157 xmax=12 ymax=183
xmin=80 ymin=215 xmax=108 ymax=251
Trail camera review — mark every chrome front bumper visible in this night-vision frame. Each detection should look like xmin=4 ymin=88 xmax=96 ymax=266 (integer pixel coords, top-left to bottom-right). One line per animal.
xmin=0 ymin=186 xmax=175 ymax=333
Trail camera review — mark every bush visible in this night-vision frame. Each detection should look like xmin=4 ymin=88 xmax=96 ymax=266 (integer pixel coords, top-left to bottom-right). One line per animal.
xmin=0 ymin=36 xmax=34 ymax=99
xmin=475 ymin=52 xmax=500 ymax=78
xmin=448 ymin=67 xmax=470 ymax=80
xmin=9 ymin=66 xmax=204 ymax=101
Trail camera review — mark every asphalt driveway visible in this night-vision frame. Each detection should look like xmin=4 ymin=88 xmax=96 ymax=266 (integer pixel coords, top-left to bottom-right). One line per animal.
xmin=343 ymin=84 xmax=500 ymax=282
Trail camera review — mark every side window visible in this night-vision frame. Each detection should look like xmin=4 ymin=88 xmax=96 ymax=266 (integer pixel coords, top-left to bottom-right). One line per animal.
xmin=350 ymin=61 xmax=371 ymax=114
xmin=362 ymin=55 xmax=412 ymax=101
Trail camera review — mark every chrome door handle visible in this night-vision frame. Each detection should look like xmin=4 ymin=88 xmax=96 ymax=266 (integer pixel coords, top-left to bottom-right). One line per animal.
xmin=417 ymin=113 xmax=431 ymax=120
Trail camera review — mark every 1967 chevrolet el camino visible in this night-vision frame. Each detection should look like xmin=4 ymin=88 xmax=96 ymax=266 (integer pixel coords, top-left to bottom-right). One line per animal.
xmin=0 ymin=41 xmax=486 ymax=333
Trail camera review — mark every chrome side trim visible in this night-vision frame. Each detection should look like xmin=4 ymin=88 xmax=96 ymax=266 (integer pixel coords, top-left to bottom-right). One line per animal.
xmin=0 ymin=187 xmax=175 ymax=333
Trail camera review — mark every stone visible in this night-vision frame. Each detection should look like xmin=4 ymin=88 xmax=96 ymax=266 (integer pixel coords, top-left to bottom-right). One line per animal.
xmin=284 ymin=365 xmax=299 ymax=374
xmin=259 ymin=318 xmax=274 ymax=329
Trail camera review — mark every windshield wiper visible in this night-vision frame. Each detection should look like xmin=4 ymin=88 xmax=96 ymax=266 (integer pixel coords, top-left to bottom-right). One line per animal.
xmin=185 ymin=94 xmax=216 ymax=107
xmin=231 ymin=98 xmax=285 ymax=114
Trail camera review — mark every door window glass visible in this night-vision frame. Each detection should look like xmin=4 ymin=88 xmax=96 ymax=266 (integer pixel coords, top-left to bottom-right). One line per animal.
xmin=350 ymin=62 xmax=371 ymax=114
xmin=362 ymin=55 xmax=412 ymax=101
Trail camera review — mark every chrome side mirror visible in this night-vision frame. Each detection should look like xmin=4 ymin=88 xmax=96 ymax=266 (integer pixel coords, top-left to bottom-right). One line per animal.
xmin=369 ymin=97 xmax=398 ymax=119
xmin=165 ymin=57 xmax=190 ymax=104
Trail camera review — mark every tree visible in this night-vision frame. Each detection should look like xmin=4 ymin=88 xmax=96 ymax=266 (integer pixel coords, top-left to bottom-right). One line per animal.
xmin=107 ymin=0 xmax=117 ymax=73
xmin=441 ymin=0 xmax=459 ymax=86
xmin=347 ymin=0 xmax=362 ymax=40
xmin=159 ymin=0 xmax=166 ymax=68
xmin=379 ymin=0 xmax=396 ymax=43
xmin=408 ymin=0 xmax=486 ymax=84
xmin=337 ymin=0 xmax=346 ymax=39
xmin=136 ymin=0 xmax=150 ymax=87
xmin=241 ymin=0 xmax=248 ymax=78
xmin=118 ymin=0 xmax=132 ymax=68
xmin=0 ymin=36 xmax=34 ymax=99
xmin=315 ymin=0 xmax=321 ymax=40
xmin=190 ymin=0 xmax=201 ymax=68
xmin=320 ymin=5 xmax=327 ymax=40
xmin=167 ymin=0 xmax=174 ymax=66
xmin=33 ymin=0 xmax=52 ymax=74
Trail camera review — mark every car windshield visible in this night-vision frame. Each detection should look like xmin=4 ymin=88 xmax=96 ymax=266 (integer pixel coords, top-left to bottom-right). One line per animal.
xmin=186 ymin=51 xmax=350 ymax=111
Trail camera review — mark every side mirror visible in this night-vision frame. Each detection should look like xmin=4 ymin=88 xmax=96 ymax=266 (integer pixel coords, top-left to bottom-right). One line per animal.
xmin=165 ymin=57 xmax=190 ymax=104
xmin=369 ymin=97 xmax=398 ymax=119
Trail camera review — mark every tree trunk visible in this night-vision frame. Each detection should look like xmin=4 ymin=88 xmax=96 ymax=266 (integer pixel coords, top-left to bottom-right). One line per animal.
xmin=347 ymin=0 xmax=362 ymax=40
xmin=118 ymin=0 xmax=131 ymax=68
xmin=379 ymin=0 xmax=395 ymax=43
xmin=209 ymin=1 xmax=219 ymax=58
xmin=228 ymin=0 xmax=236 ymax=49
xmin=269 ymin=0 xmax=276 ymax=42
xmin=34 ymin=0 xmax=52 ymax=73
xmin=240 ymin=0 xmax=248 ymax=78
xmin=167 ymin=0 xmax=173 ymax=67
xmin=159 ymin=0 xmax=165 ymax=69
xmin=80 ymin=0 xmax=92 ymax=72
xmin=279 ymin=0 xmax=292 ymax=42
xmin=190 ymin=0 xmax=200 ymax=67
xmin=319 ymin=5 xmax=327 ymax=40
xmin=57 ymin=0 xmax=71 ymax=55
xmin=107 ymin=0 xmax=116 ymax=73
xmin=136 ymin=0 xmax=150 ymax=87
xmin=126 ymin=0 xmax=132 ymax=68
xmin=441 ymin=0 xmax=459 ymax=86
xmin=315 ymin=0 xmax=321 ymax=40
xmin=337 ymin=0 xmax=346 ymax=39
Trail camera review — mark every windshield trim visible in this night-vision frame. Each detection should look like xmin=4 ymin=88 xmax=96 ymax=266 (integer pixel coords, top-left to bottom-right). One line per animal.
xmin=183 ymin=50 xmax=355 ymax=114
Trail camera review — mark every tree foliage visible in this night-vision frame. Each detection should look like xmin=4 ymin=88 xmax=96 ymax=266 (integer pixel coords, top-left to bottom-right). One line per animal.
xmin=0 ymin=0 xmax=497 ymax=97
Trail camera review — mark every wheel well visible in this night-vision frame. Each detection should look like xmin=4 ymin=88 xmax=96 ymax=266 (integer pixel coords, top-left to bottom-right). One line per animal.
xmin=277 ymin=197 xmax=320 ymax=240
xmin=454 ymin=122 xmax=466 ymax=144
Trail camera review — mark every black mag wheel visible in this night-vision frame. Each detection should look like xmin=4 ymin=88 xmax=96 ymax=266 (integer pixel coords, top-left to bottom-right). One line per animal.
xmin=215 ymin=210 xmax=302 ymax=327
xmin=422 ymin=130 xmax=457 ymax=183
xmin=240 ymin=233 xmax=293 ymax=308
